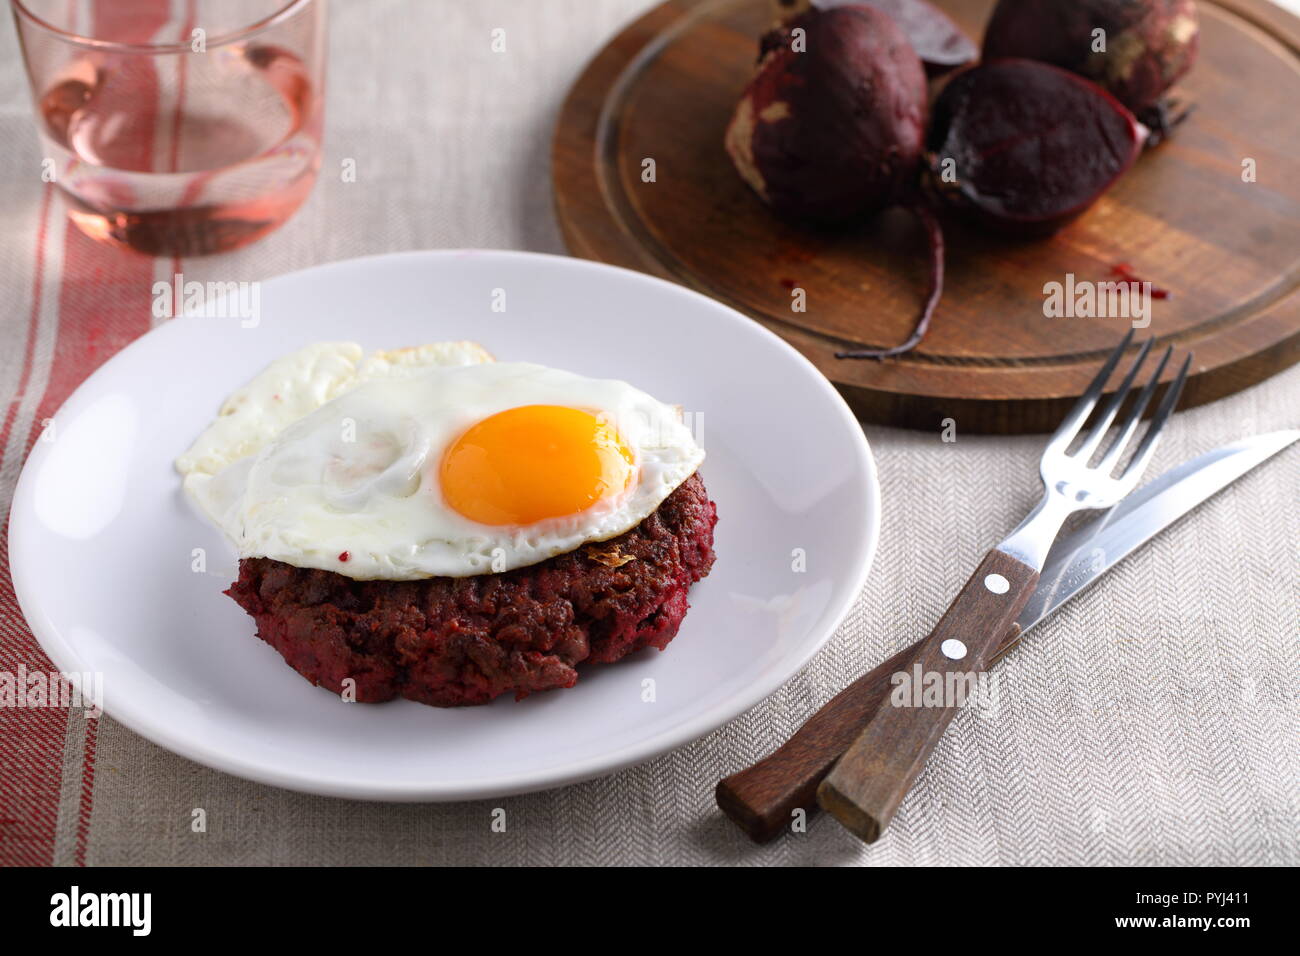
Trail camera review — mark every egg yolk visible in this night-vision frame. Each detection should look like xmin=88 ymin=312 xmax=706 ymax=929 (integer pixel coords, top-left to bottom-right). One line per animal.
xmin=440 ymin=405 xmax=635 ymax=526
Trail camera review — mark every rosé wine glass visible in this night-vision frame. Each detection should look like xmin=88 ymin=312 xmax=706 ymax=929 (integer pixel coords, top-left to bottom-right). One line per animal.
xmin=11 ymin=0 xmax=326 ymax=256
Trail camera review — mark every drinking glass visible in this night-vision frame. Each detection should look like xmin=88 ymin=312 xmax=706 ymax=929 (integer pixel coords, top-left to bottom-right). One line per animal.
xmin=11 ymin=0 xmax=326 ymax=256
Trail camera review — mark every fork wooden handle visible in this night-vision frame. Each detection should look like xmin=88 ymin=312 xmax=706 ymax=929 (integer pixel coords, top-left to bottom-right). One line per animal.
xmin=717 ymin=335 xmax=1190 ymax=843
xmin=714 ymin=642 xmax=921 ymax=842
xmin=817 ymin=550 xmax=1038 ymax=842
xmin=715 ymin=552 xmax=1032 ymax=843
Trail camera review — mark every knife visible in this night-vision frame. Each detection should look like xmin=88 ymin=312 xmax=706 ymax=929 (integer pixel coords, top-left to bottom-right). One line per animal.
xmin=715 ymin=429 xmax=1299 ymax=844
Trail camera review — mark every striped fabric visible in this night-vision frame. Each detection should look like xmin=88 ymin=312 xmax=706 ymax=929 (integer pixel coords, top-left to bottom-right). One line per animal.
xmin=1 ymin=0 xmax=1297 ymax=866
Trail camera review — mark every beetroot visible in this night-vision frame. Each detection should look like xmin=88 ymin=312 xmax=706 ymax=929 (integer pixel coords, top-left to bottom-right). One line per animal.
xmin=834 ymin=204 xmax=945 ymax=359
xmin=927 ymin=59 xmax=1146 ymax=237
xmin=813 ymin=0 xmax=977 ymax=75
xmin=725 ymin=4 xmax=928 ymax=224
xmin=982 ymin=0 xmax=1199 ymax=114
xmin=725 ymin=4 xmax=945 ymax=359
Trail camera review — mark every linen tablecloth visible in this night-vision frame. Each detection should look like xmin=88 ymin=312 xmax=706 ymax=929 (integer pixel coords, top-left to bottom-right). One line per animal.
xmin=1 ymin=0 xmax=1296 ymax=866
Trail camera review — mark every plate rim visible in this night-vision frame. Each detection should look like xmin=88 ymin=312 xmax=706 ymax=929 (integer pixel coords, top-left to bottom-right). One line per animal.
xmin=8 ymin=247 xmax=881 ymax=801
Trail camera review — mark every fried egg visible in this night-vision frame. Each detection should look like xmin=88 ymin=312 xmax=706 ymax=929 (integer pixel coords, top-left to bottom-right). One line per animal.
xmin=177 ymin=344 xmax=705 ymax=579
xmin=176 ymin=340 xmax=494 ymax=477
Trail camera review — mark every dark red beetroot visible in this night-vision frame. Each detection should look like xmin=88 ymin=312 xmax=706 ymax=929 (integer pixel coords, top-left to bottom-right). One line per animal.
xmin=814 ymin=0 xmax=976 ymax=75
xmin=927 ymin=59 xmax=1146 ymax=237
xmin=727 ymin=3 xmax=945 ymax=358
xmin=982 ymin=0 xmax=1199 ymax=114
xmin=725 ymin=4 xmax=928 ymax=224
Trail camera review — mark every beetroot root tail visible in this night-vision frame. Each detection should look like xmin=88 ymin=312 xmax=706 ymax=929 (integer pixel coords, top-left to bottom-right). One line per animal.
xmin=837 ymin=203 xmax=945 ymax=360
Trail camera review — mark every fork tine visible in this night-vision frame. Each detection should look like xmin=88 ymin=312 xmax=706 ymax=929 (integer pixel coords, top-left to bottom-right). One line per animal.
xmin=1117 ymin=352 xmax=1192 ymax=483
xmin=1047 ymin=329 xmax=1135 ymax=451
xmin=1077 ymin=336 xmax=1155 ymax=460
xmin=1097 ymin=344 xmax=1173 ymax=474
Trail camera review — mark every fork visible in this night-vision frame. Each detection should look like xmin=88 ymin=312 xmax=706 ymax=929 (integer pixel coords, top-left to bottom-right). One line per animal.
xmin=817 ymin=330 xmax=1192 ymax=842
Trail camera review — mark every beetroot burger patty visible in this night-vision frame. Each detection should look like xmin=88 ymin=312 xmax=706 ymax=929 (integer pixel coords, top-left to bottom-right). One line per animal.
xmin=226 ymin=472 xmax=717 ymax=707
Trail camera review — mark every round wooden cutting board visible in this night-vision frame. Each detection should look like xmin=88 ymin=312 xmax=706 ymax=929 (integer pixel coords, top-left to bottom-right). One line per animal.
xmin=553 ymin=0 xmax=1300 ymax=432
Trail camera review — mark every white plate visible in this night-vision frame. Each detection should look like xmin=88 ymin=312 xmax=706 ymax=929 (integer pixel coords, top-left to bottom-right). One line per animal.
xmin=9 ymin=250 xmax=879 ymax=801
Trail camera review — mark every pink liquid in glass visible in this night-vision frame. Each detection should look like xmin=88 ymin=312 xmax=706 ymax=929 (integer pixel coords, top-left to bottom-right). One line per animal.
xmin=37 ymin=39 xmax=322 ymax=256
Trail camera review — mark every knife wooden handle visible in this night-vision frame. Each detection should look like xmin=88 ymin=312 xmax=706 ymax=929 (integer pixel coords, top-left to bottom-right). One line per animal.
xmin=716 ymin=551 xmax=1035 ymax=844
xmin=715 ymin=642 xmax=921 ymax=843
xmin=715 ymin=585 xmax=1028 ymax=842
xmin=816 ymin=550 xmax=1037 ymax=842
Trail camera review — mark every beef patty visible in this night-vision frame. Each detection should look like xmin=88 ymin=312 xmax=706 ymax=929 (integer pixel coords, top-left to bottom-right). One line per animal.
xmin=225 ymin=472 xmax=717 ymax=706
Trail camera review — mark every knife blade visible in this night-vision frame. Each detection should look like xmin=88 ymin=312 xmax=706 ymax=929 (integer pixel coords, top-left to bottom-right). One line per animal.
xmin=1009 ymin=429 xmax=1300 ymax=653
xmin=715 ymin=429 xmax=1300 ymax=843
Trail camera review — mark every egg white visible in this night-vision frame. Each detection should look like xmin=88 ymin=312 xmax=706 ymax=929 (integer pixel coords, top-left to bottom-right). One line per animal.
xmin=179 ymin=352 xmax=704 ymax=580
xmin=176 ymin=340 xmax=494 ymax=479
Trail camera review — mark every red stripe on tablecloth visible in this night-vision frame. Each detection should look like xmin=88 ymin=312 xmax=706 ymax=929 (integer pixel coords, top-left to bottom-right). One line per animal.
xmin=0 ymin=0 xmax=171 ymax=867
xmin=0 ymin=187 xmax=58 ymax=867
xmin=60 ymin=0 xmax=172 ymax=867
xmin=27 ymin=0 xmax=168 ymax=432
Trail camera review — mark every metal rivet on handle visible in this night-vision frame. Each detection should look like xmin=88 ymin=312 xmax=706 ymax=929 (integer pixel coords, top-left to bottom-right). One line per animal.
xmin=984 ymin=573 xmax=1010 ymax=594
xmin=941 ymin=639 xmax=967 ymax=660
